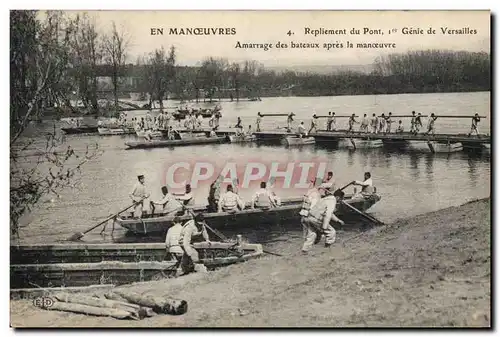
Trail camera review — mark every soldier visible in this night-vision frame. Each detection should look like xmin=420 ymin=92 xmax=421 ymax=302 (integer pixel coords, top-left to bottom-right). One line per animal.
xmin=301 ymin=187 xmax=345 ymax=254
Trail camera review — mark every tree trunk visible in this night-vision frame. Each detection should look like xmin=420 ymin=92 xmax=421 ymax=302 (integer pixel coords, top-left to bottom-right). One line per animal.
xmin=43 ymin=301 xmax=139 ymax=320
xmin=113 ymin=71 xmax=119 ymax=113
xmin=114 ymin=290 xmax=188 ymax=315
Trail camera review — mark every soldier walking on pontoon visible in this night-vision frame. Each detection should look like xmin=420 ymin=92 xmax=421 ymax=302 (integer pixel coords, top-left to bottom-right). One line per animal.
xmin=287 ymin=112 xmax=295 ymax=132
xmin=360 ymin=114 xmax=369 ymax=133
xmin=347 ymin=114 xmax=358 ymax=133
xmin=326 ymin=112 xmax=333 ymax=131
xmin=410 ymin=111 xmax=417 ymax=133
xmin=468 ymin=113 xmax=481 ymax=137
xmin=424 ymin=113 xmax=438 ymax=136
xmin=256 ymin=112 xmax=262 ymax=132
xmin=308 ymin=114 xmax=319 ymax=134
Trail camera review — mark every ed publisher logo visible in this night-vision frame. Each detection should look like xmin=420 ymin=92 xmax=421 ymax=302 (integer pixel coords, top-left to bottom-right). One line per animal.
xmin=33 ymin=296 xmax=54 ymax=308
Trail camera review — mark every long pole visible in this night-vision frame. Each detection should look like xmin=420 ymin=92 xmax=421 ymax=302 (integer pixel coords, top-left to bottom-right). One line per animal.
xmin=67 ymin=197 xmax=146 ymax=241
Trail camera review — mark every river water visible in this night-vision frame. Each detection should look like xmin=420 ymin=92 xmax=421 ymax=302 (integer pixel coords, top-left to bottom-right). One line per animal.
xmin=14 ymin=92 xmax=491 ymax=244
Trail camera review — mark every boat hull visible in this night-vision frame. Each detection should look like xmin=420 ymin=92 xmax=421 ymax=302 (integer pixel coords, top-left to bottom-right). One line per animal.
xmin=338 ymin=138 xmax=383 ymax=149
xmin=61 ymin=126 xmax=99 ymax=134
xmin=135 ymin=130 xmax=164 ymax=138
xmin=407 ymin=141 xmax=463 ymax=153
xmin=116 ymin=195 xmax=381 ymax=235
xmin=125 ymin=136 xmax=227 ymax=149
xmin=98 ymin=127 xmax=135 ymax=135
xmin=10 ymin=241 xmax=262 ymax=288
xmin=283 ymin=136 xmax=315 ymax=146
xmin=229 ymin=134 xmax=257 ymax=143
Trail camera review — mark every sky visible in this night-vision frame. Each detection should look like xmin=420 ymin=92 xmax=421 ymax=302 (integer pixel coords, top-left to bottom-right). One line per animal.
xmin=49 ymin=10 xmax=492 ymax=67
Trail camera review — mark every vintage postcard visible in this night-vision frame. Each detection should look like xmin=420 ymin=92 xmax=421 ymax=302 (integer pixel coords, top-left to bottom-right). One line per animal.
xmin=9 ymin=10 xmax=491 ymax=328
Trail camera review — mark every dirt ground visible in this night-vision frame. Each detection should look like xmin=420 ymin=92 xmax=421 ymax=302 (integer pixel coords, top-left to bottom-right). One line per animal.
xmin=10 ymin=198 xmax=491 ymax=328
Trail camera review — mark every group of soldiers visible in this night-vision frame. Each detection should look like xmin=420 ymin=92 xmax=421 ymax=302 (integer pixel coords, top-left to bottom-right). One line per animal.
xmin=128 ymin=169 xmax=378 ymax=274
xmin=275 ymin=111 xmax=482 ymax=137
xmin=299 ymin=171 xmax=375 ymax=254
xmin=128 ymin=174 xmax=284 ymax=275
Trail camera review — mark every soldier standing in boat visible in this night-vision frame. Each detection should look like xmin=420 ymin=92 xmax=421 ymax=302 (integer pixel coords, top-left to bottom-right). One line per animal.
xmin=176 ymin=184 xmax=194 ymax=207
xmin=347 ymin=114 xmax=358 ymax=133
xmin=197 ymin=113 xmax=203 ymax=129
xmin=326 ymin=112 xmax=333 ymax=131
xmin=218 ymin=185 xmax=245 ymax=213
xmin=360 ymin=114 xmax=369 ymax=133
xmin=157 ymin=112 xmax=164 ymax=130
xmin=371 ymin=114 xmax=378 ymax=134
xmin=297 ymin=121 xmax=307 ymax=138
xmin=415 ymin=113 xmax=423 ymax=133
xmin=469 ymin=113 xmax=481 ymax=137
xmin=301 ymin=187 xmax=345 ymax=254
xmin=129 ymin=175 xmax=150 ymax=218
xmin=322 ymin=171 xmax=336 ymax=191
xmin=150 ymin=186 xmax=184 ymax=215
xmin=396 ymin=120 xmax=404 ymax=133
xmin=214 ymin=110 xmax=221 ymax=130
xmin=252 ymin=181 xmax=277 ymax=210
xmin=410 ymin=111 xmax=417 ymax=134
xmin=385 ymin=112 xmax=394 ymax=133
xmin=424 ymin=113 xmax=438 ymax=136
xmin=308 ymin=114 xmax=319 ymax=134
xmin=350 ymin=172 xmax=374 ymax=202
xmin=207 ymin=175 xmax=223 ymax=212
xmin=256 ymin=112 xmax=262 ymax=132
xmin=287 ymin=113 xmax=295 ymax=132
xmin=145 ymin=111 xmax=153 ymax=130
xmin=330 ymin=112 xmax=337 ymax=131
xmin=378 ymin=113 xmax=386 ymax=133
xmin=177 ymin=213 xmax=211 ymax=275
xmin=235 ymin=116 xmax=243 ymax=130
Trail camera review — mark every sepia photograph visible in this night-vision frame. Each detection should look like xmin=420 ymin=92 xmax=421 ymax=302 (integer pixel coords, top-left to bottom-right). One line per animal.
xmin=9 ymin=9 xmax=491 ymax=328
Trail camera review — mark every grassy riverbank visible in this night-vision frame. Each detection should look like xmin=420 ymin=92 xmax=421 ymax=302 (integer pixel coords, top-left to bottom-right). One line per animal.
xmin=10 ymin=198 xmax=491 ymax=327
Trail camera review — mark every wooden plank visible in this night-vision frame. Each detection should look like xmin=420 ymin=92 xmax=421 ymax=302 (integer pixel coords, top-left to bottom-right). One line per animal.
xmin=11 ymin=261 xmax=178 ymax=272
xmin=42 ymin=301 xmax=139 ymax=320
xmin=315 ymin=115 xmax=359 ymax=118
xmin=10 ymin=284 xmax=116 ymax=300
xmin=11 ymin=241 xmax=262 ymax=252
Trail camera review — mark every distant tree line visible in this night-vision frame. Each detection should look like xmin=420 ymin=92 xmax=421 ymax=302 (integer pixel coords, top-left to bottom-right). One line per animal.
xmin=94 ymin=50 xmax=490 ymax=100
xmin=13 ymin=11 xmax=491 ymax=116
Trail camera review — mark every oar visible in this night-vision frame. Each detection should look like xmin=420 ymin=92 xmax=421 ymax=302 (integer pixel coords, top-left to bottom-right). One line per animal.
xmin=67 ymin=197 xmax=146 ymax=241
xmin=315 ymin=115 xmax=359 ymax=118
xmin=338 ymin=182 xmax=354 ymax=192
xmin=260 ymin=113 xmax=290 ymax=117
xmin=340 ymin=200 xmax=385 ymax=226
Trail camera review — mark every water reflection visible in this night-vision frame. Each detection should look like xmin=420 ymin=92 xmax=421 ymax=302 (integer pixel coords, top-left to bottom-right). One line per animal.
xmin=409 ymin=153 xmax=421 ymax=180
xmin=425 ymin=153 xmax=434 ymax=182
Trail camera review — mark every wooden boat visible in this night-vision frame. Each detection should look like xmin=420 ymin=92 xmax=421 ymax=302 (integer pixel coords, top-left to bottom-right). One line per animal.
xmin=283 ymin=136 xmax=316 ymax=146
xmin=10 ymin=241 xmax=263 ymax=289
xmin=229 ymin=134 xmax=257 ymax=143
xmin=98 ymin=127 xmax=135 ymax=136
xmin=61 ymin=126 xmax=99 ymax=134
xmin=135 ymin=130 xmax=164 ymax=138
xmin=116 ymin=194 xmax=381 ymax=235
xmin=407 ymin=140 xmax=463 ymax=153
xmin=125 ymin=136 xmax=227 ymax=149
xmin=338 ymin=138 xmax=384 ymax=149
xmin=174 ymin=106 xmax=222 ymax=120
